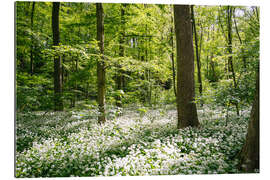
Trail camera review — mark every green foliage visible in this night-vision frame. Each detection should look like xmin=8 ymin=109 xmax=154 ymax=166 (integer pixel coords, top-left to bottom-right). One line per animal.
xmin=16 ymin=73 xmax=54 ymax=111
xmin=16 ymin=2 xmax=258 ymax=112
xmin=15 ymin=3 xmax=259 ymax=175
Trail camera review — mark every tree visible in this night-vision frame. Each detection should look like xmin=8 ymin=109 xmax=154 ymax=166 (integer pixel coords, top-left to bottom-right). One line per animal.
xmin=170 ymin=6 xmax=177 ymax=97
xmin=191 ymin=5 xmax=203 ymax=100
xmin=52 ymin=2 xmax=63 ymax=111
xmin=238 ymin=72 xmax=259 ymax=173
xmin=116 ymin=3 xmax=126 ymax=107
xmin=233 ymin=8 xmax=247 ymax=69
xmin=30 ymin=1 xmax=35 ymax=75
xmin=227 ymin=6 xmax=239 ymax=116
xmin=96 ymin=3 xmax=106 ymax=123
xmin=174 ymin=5 xmax=199 ymax=129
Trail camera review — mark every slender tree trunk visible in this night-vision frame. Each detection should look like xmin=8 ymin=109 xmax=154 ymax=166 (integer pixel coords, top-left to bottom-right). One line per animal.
xmin=170 ymin=7 xmax=177 ymax=97
xmin=238 ymin=72 xmax=259 ymax=173
xmin=206 ymin=55 xmax=209 ymax=78
xmin=233 ymin=10 xmax=247 ymax=69
xmin=206 ymin=27 xmax=210 ymax=80
xmin=218 ymin=7 xmax=228 ymax=43
xmin=227 ymin=6 xmax=236 ymax=84
xmin=227 ymin=6 xmax=239 ymax=116
xmin=62 ymin=55 xmax=65 ymax=85
xmin=218 ymin=10 xmax=229 ymax=75
xmin=199 ymin=24 xmax=203 ymax=59
xmin=30 ymin=1 xmax=35 ymax=75
xmin=96 ymin=3 xmax=106 ymax=123
xmin=209 ymin=54 xmax=217 ymax=82
xmin=52 ymin=2 xmax=63 ymax=111
xmin=174 ymin=5 xmax=199 ymax=129
xmin=116 ymin=4 xmax=126 ymax=107
xmin=191 ymin=5 xmax=203 ymax=98
xmin=145 ymin=31 xmax=151 ymax=105
xmin=209 ymin=26 xmax=218 ymax=82
xmin=74 ymin=57 xmax=78 ymax=107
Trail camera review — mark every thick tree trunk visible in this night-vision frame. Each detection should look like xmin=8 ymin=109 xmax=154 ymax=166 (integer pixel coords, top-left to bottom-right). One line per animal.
xmin=238 ymin=73 xmax=259 ymax=173
xmin=191 ymin=5 xmax=203 ymax=98
xmin=52 ymin=2 xmax=63 ymax=111
xmin=174 ymin=5 xmax=199 ymax=129
xmin=96 ymin=3 xmax=106 ymax=123
xmin=30 ymin=2 xmax=35 ymax=75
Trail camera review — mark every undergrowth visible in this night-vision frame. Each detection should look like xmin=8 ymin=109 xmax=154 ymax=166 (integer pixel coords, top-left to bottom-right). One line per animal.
xmin=15 ymin=105 xmax=250 ymax=177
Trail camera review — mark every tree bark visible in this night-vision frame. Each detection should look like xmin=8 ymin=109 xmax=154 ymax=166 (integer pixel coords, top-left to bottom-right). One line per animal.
xmin=174 ymin=5 xmax=199 ymax=129
xmin=30 ymin=1 xmax=35 ymax=75
xmin=191 ymin=5 xmax=203 ymax=98
xmin=52 ymin=2 xmax=63 ymax=111
xmin=96 ymin=3 xmax=106 ymax=123
xmin=238 ymin=73 xmax=259 ymax=173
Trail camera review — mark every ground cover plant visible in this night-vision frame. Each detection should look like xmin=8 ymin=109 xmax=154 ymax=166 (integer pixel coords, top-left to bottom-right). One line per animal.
xmin=15 ymin=1 xmax=259 ymax=177
xmin=16 ymin=105 xmax=250 ymax=177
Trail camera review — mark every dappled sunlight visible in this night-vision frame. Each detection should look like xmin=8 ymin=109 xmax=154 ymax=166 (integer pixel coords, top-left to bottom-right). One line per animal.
xmin=15 ymin=1 xmax=259 ymax=176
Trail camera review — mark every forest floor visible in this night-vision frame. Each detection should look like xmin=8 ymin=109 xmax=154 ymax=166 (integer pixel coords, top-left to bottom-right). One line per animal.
xmin=15 ymin=104 xmax=250 ymax=177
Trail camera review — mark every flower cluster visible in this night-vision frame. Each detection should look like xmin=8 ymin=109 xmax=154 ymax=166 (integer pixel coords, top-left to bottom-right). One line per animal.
xmin=16 ymin=105 xmax=249 ymax=177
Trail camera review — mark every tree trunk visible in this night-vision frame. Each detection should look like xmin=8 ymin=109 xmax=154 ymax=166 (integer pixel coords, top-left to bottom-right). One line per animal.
xmin=170 ymin=6 xmax=177 ymax=97
xmin=208 ymin=26 xmax=218 ymax=83
xmin=227 ymin=6 xmax=236 ymax=85
xmin=191 ymin=5 xmax=203 ymax=98
xmin=96 ymin=3 xmax=106 ymax=123
xmin=52 ymin=2 xmax=63 ymax=111
xmin=227 ymin=6 xmax=239 ymax=116
xmin=74 ymin=57 xmax=78 ymax=107
xmin=30 ymin=1 xmax=35 ymax=75
xmin=116 ymin=4 xmax=126 ymax=107
xmin=61 ymin=55 xmax=64 ymax=85
xmin=233 ymin=9 xmax=247 ymax=69
xmin=174 ymin=5 xmax=199 ymax=129
xmin=199 ymin=24 xmax=203 ymax=60
xmin=238 ymin=73 xmax=259 ymax=173
xmin=209 ymin=54 xmax=217 ymax=82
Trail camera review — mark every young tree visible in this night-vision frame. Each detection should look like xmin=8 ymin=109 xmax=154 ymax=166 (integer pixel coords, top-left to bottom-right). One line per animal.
xmin=116 ymin=3 xmax=126 ymax=107
xmin=30 ymin=1 xmax=35 ymax=75
xmin=96 ymin=3 xmax=106 ymax=123
xmin=227 ymin=6 xmax=236 ymax=86
xmin=191 ymin=5 xmax=203 ymax=98
xmin=52 ymin=2 xmax=63 ymax=111
xmin=233 ymin=8 xmax=247 ymax=69
xmin=238 ymin=73 xmax=259 ymax=172
xmin=174 ymin=5 xmax=199 ymax=129
xmin=227 ymin=6 xmax=240 ymax=116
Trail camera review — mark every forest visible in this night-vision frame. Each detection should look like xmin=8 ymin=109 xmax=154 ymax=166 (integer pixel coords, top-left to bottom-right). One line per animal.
xmin=15 ymin=1 xmax=259 ymax=177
